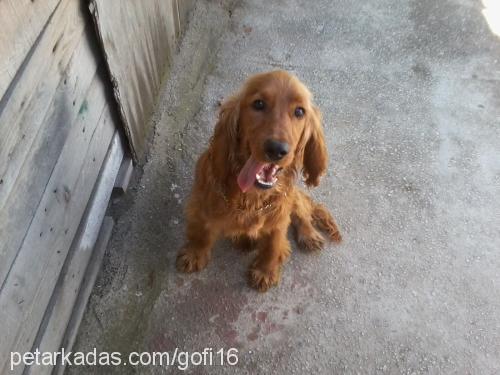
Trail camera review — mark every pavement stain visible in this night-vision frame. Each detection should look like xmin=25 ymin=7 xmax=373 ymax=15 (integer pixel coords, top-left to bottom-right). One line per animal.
xmin=167 ymin=277 xmax=249 ymax=347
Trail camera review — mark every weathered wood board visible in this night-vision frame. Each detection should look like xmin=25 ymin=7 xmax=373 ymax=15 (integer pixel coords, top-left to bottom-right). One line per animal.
xmin=53 ymin=216 xmax=114 ymax=375
xmin=27 ymin=132 xmax=124 ymax=375
xmin=0 ymin=1 xmax=193 ymax=373
xmin=176 ymin=0 xmax=194 ymax=39
xmin=0 ymin=103 xmax=116 ymax=374
xmin=114 ymin=155 xmax=134 ymax=193
xmin=0 ymin=0 xmax=90 ymax=287
xmin=89 ymin=0 xmax=179 ymax=159
xmin=0 ymin=0 xmax=61 ymax=101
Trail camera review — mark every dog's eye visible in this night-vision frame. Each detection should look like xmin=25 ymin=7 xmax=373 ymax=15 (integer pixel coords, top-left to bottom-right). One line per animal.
xmin=252 ymin=99 xmax=265 ymax=111
xmin=294 ymin=107 xmax=305 ymax=118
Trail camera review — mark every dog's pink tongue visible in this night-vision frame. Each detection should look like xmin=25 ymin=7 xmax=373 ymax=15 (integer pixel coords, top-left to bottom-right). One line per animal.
xmin=237 ymin=156 xmax=266 ymax=192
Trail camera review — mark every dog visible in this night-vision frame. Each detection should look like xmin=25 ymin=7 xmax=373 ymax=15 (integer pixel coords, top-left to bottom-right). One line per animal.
xmin=176 ymin=70 xmax=341 ymax=292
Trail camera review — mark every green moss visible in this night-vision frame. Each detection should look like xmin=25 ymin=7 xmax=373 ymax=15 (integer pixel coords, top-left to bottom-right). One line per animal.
xmin=78 ymin=99 xmax=88 ymax=115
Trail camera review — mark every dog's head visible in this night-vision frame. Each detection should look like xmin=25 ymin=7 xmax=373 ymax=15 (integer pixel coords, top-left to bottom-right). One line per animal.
xmin=211 ymin=70 xmax=328 ymax=192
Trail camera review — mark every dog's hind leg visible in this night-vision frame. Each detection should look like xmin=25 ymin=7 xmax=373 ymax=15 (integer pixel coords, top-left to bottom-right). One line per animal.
xmin=291 ymin=190 xmax=326 ymax=251
xmin=311 ymin=200 xmax=342 ymax=242
xmin=291 ymin=189 xmax=341 ymax=251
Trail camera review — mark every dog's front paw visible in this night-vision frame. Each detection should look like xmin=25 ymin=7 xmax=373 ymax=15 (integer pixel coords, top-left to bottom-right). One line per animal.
xmin=248 ymin=266 xmax=281 ymax=292
xmin=176 ymin=249 xmax=210 ymax=273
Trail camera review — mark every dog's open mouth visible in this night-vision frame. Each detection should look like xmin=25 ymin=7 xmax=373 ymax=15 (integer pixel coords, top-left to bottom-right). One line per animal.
xmin=237 ymin=156 xmax=282 ymax=192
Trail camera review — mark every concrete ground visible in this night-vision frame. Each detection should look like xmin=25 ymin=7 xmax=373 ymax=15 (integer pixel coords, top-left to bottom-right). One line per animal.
xmin=71 ymin=0 xmax=500 ymax=374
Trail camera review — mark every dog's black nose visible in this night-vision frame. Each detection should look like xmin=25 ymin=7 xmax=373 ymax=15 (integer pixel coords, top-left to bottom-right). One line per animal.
xmin=264 ymin=139 xmax=289 ymax=161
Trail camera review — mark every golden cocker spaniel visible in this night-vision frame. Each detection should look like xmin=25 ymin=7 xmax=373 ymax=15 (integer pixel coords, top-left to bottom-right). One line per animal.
xmin=177 ymin=70 xmax=341 ymax=292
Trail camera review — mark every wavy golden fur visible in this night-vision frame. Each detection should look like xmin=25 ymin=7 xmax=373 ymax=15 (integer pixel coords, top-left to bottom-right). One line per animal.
xmin=176 ymin=70 xmax=341 ymax=292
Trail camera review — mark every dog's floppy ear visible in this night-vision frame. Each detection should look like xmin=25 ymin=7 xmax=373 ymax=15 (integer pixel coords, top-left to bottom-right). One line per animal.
xmin=302 ymin=106 xmax=328 ymax=187
xmin=210 ymin=95 xmax=240 ymax=178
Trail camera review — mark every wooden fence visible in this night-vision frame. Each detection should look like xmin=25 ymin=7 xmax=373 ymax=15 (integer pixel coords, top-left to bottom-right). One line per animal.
xmin=0 ymin=1 xmax=192 ymax=373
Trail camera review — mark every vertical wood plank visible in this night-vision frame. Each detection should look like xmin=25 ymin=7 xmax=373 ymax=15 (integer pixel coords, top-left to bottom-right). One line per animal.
xmin=27 ymin=132 xmax=124 ymax=375
xmin=52 ymin=217 xmax=114 ymax=375
xmin=89 ymin=0 xmax=179 ymax=159
xmin=177 ymin=0 xmax=193 ymax=31
xmin=0 ymin=104 xmax=115 ymax=375
xmin=0 ymin=0 xmax=61 ymax=101
xmin=0 ymin=15 xmax=95 ymax=288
